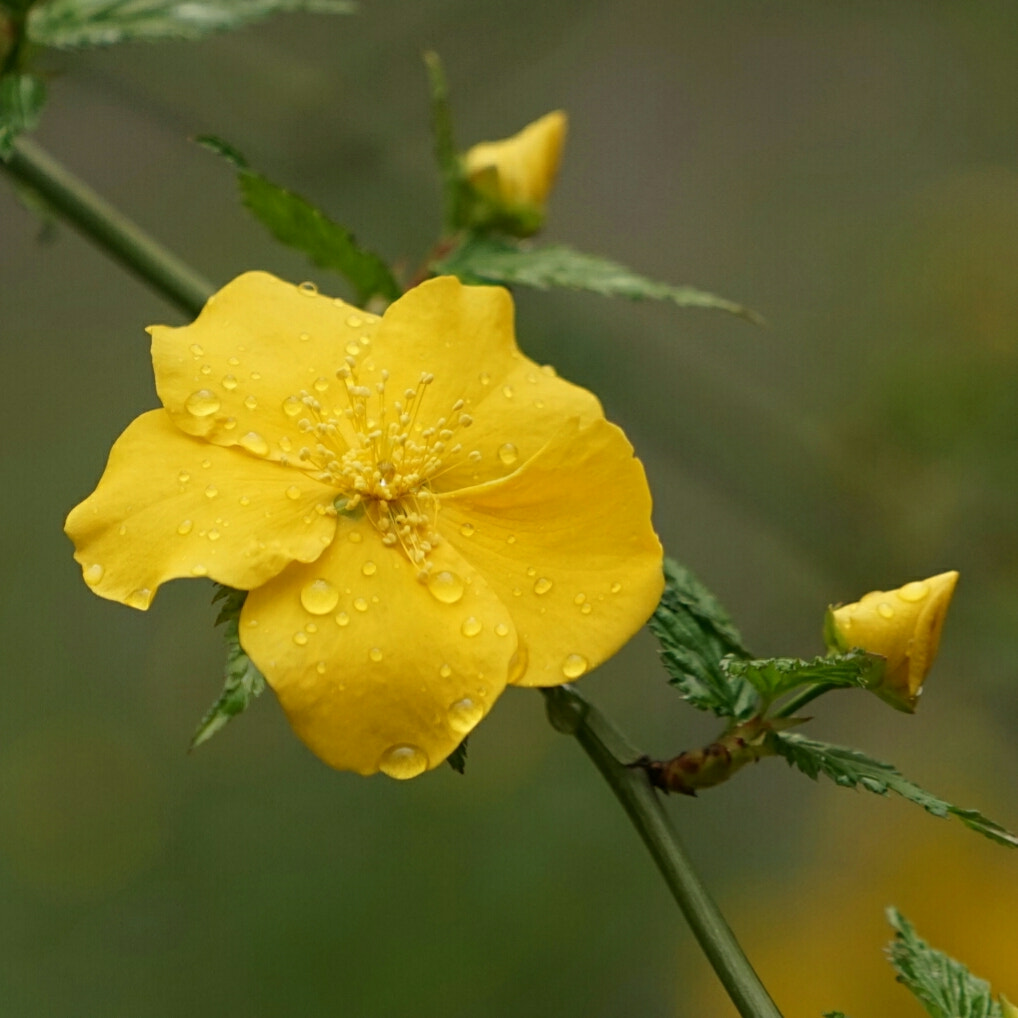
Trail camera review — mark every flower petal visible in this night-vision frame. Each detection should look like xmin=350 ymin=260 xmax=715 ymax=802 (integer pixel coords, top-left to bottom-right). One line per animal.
xmin=240 ymin=516 xmax=518 ymax=776
xmin=65 ymin=410 xmax=337 ymax=609
xmin=362 ymin=276 xmax=603 ymax=489
xmin=150 ymin=271 xmax=374 ymax=459
xmin=440 ymin=417 xmax=663 ymax=686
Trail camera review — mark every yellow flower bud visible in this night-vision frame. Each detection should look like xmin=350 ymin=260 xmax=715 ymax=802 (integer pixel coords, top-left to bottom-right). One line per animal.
xmin=826 ymin=571 xmax=959 ymax=712
xmin=462 ymin=110 xmax=567 ymax=236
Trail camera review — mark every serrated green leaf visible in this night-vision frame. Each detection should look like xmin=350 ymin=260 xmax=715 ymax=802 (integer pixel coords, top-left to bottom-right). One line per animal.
xmin=722 ymin=649 xmax=882 ymax=708
xmin=773 ymin=733 xmax=1018 ymax=848
xmin=446 ymin=737 xmax=468 ymax=774
xmin=0 ymin=72 xmax=46 ymax=159
xmin=648 ymin=558 xmax=758 ymax=720
xmin=191 ymin=586 xmax=266 ymax=750
xmin=27 ymin=0 xmax=353 ymax=49
xmin=432 ymin=234 xmax=763 ymax=323
xmin=199 ymin=134 xmax=400 ymax=305
xmin=885 ymin=909 xmax=1002 ymax=1018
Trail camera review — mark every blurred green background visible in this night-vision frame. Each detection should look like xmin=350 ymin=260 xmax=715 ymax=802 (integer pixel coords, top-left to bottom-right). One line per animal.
xmin=3 ymin=2 xmax=1018 ymax=1015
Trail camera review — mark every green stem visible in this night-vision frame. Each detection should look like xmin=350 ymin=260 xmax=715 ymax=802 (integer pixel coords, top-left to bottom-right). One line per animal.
xmin=775 ymin=681 xmax=836 ymax=719
xmin=543 ymin=685 xmax=784 ymax=1018
xmin=3 ymin=136 xmax=214 ymax=316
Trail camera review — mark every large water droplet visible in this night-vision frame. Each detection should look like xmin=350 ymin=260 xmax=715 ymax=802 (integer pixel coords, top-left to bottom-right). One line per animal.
xmin=562 ymin=653 xmax=589 ymax=679
xmin=369 ymin=647 xmax=383 ymax=662
xmin=461 ymin=616 xmax=482 ymax=637
xmin=447 ymin=697 xmax=484 ymax=734
xmin=285 ymin=485 xmax=301 ymax=500
xmin=428 ymin=570 xmax=465 ymax=604
xmin=126 ymin=588 xmax=151 ymax=609
xmin=533 ymin=577 xmax=553 ymax=595
xmin=239 ymin=432 xmax=269 ymax=457
xmin=378 ymin=744 xmax=428 ymax=780
xmin=498 ymin=442 xmax=519 ymax=467
xmin=83 ymin=563 xmax=104 ymax=587
xmin=301 ymin=578 xmax=339 ymax=615
xmin=204 ymin=484 xmax=219 ymax=499
xmin=362 ymin=561 xmax=377 ymax=577
xmin=186 ymin=389 xmax=220 ymax=417
xmin=282 ymin=395 xmax=302 ymax=417
xmin=298 ymin=281 xmax=318 ymax=296
xmin=898 ymin=581 xmax=930 ymax=603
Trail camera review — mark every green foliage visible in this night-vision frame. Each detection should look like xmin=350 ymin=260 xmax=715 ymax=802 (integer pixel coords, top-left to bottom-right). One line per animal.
xmin=723 ymin=650 xmax=882 ymax=709
xmin=191 ymin=586 xmax=266 ymax=751
xmin=772 ymin=733 xmax=1018 ymax=848
xmin=885 ymin=909 xmax=1002 ymax=1018
xmin=649 ymin=558 xmax=757 ymax=720
xmin=446 ymin=738 xmax=468 ymax=775
xmin=424 ymin=51 xmax=463 ymax=235
xmin=0 ymin=72 xmax=45 ymax=158
xmin=27 ymin=0 xmax=353 ymax=49
xmin=432 ymin=233 xmax=763 ymax=322
xmin=199 ymin=135 xmax=400 ymax=305
xmin=822 ymin=1012 xmax=850 ymax=1017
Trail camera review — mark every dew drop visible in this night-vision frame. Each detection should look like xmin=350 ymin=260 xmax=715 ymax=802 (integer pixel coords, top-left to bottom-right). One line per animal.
xmin=208 ymin=528 xmax=221 ymax=542
xmin=301 ymin=578 xmax=340 ymax=615
xmin=250 ymin=371 xmax=262 ymax=381
xmin=285 ymin=485 xmax=302 ymax=500
xmin=574 ymin=593 xmax=586 ymax=605
xmin=898 ymin=581 xmax=930 ymax=603
xmin=362 ymin=561 xmax=378 ymax=577
xmin=185 ymin=389 xmax=220 ymax=417
xmin=305 ymin=622 xmax=318 ymax=634
xmin=353 ymin=597 xmax=369 ymax=612
xmin=243 ymin=395 xmax=258 ymax=411
xmin=177 ymin=470 xmax=190 ymax=484
xmin=534 ymin=577 xmax=553 ymax=595
xmin=610 ymin=582 xmax=622 ymax=594
xmin=506 ymin=535 xmax=517 ymax=545
xmin=201 ymin=459 xmax=212 ymax=469
xmin=189 ymin=343 xmax=204 ymax=357
xmin=313 ymin=376 xmax=330 ymax=393
xmin=494 ymin=622 xmax=510 ymax=637
xmin=501 ymin=385 xmax=514 ymax=399
xmin=428 ymin=570 xmax=465 ymax=604
xmin=877 ymin=602 xmax=895 ymax=619
xmin=298 ymin=332 xmax=310 ymax=342
xmin=378 ymin=744 xmax=428 ymax=780
xmin=223 ymin=417 xmax=237 ymax=431
xmin=468 ymin=450 xmax=482 ymax=463
xmin=237 ymin=432 xmax=269 ymax=457
xmin=581 ymin=604 xmax=592 ymax=615
xmin=447 ymin=697 xmax=484 ymax=735
xmin=459 ymin=522 xmax=476 ymax=537
xmin=221 ymin=374 xmax=238 ymax=390
xmin=335 ymin=612 xmax=350 ymax=627
xmin=200 ymin=364 xmax=212 ymax=376
xmin=228 ymin=356 xmax=240 ymax=366
xmin=293 ymin=632 xmax=309 ymax=646
xmin=282 ymin=395 xmax=302 ymax=417
xmin=345 ymin=342 xmax=360 ymax=356
xmin=346 ymin=314 xmax=363 ymax=328
xmin=348 ymin=531 xmax=363 ymax=543
xmin=562 ymin=653 xmax=589 ymax=679
xmin=316 ymin=661 xmax=327 ymax=675
xmin=526 ymin=566 xmax=536 ymax=577
xmin=479 ymin=372 xmax=492 ymax=386
xmin=239 ymin=495 xmax=251 ymax=507
xmin=369 ymin=647 xmax=383 ymax=662
xmin=461 ymin=616 xmax=482 ymax=637
xmin=83 ymin=563 xmax=104 ymax=587
xmin=298 ymin=281 xmax=318 ymax=295
xmin=126 ymin=588 xmax=151 ymax=609
xmin=439 ymin=663 xmax=452 ymax=678
xmin=191 ymin=564 xmax=208 ymax=576
xmin=497 ymin=442 xmax=519 ymax=467
xmin=204 ymin=484 xmax=219 ymax=499
xmin=279 ymin=436 xmax=293 ymax=453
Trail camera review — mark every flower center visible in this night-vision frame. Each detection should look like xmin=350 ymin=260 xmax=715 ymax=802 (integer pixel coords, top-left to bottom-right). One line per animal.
xmin=287 ymin=355 xmax=474 ymax=575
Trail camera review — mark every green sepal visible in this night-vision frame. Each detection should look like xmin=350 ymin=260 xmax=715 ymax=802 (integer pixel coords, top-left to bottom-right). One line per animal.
xmin=649 ymin=558 xmax=757 ymax=720
xmin=722 ymin=649 xmax=884 ymax=711
xmin=431 ymin=233 xmax=763 ymax=323
xmin=191 ymin=586 xmax=266 ymax=751
xmin=886 ymin=908 xmax=1002 ymax=1018
xmin=0 ymin=72 xmax=45 ymax=159
xmin=198 ymin=134 xmax=400 ymax=305
xmin=772 ymin=732 xmax=1018 ymax=848
xmin=26 ymin=0 xmax=354 ymax=49
xmin=446 ymin=738 xmax=468 ymax=775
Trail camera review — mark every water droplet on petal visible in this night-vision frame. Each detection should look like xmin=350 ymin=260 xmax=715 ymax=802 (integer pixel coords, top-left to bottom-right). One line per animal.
xmin=562 ymin=653 xmax=589 ymax=679
xmin=204 ymin=485 xmax=218 ymax=499
xmin=898 ymin=581 xmax=930 ymax=603
xmin=208 ymin=528 xmax=221 ymax=541
xmin=581 ymin=604 xmax=592 ymax=615
xmin=298 ymin=281 xmax=318 ymax=295
xmin=191 ymin=564 xmax=208 ymax=576
xmin=223 ymin=417 xmax=237 ymax=431
xmin=369 ymin=647 xmax=383 ymax=662
xmin=243 ymin=395 xmax=258 ymax=411
xmin=189 ymin=343 xmax=204 ymax=357
xmin=448 ymin=697 xmax=484 ymax=734
xmin=877 ymin=602 xmax=895 ymax=619
xmin=285 ymin=485 xmax=301 ymax=500
xmin=239 ymin=495 xmax=251 ymax=507
xmin=459 ymin=522 xmax=476 ymax=537
xmin=200 ymin=364 xmax=213 ymax=376
xmin=533 ymin=577 xmax=553 ymax=595
xmin=362 ymin=561 xmax=377 ymax=577
xmin=83 ymin=563 xmax=104 ymax=587
xmin=498 ymin=442 xmax=519 ymax=466
xmin=316 ymin=661 xmax=327 ymax=675
xmin=186 ymin=389 xmax=220 ymax=417
xmin=494 ymin=622 xmax=510 ymax=637
xmin=282 ymin=396 xmax=302 ymax=417
xmin=378 ymin=744 xmax=428 ymax=780
xmin=427 ymin=570 xmax=465 ymax=604
xmin=461 ymin=616 xmax=482 ymax=637
xmin=501 ymin=385 xmax=514 ymax=399
xmin=335 ymin=611 xmax=350 ymax=627
xmin=479 ymin=372 xmax=492 ymax=386
xmin=610 ymin=582 xmax=622 ymax=594
xmin=291 ymin=632 xmax=308 ymax=646
xmin=301 ymin=579 xmax=339 ymax=615
xmin=439 ymin=663 xmax=452 ymax=678
xmin=177 ymin=470 xmax=190 ymax=484
xmin=346 ymin=314 xmax=363 ymax=328
xmin=126 ymin=588 xmax=151 ymax=609
xmin=313 ymin=377 xmax=330 ymax=393
xmin=221 ymin=374 xmax=238 ymax=390
xmin=348 ymin=531 xmax=362 ymax=543
xmin=353 ymin=597 xmax=369 ymax=612
xmin=239 ymin=431 xmax=269 ymax=456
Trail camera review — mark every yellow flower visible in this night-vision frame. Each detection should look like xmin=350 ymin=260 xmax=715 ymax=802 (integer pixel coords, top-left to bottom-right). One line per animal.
xmin=463 ymin=110 xmax=567 ymax=235
xmin=826 ymin=571 xmax=959 ymax=712
xmin=65 ymin=272 xmax=663 ymax=777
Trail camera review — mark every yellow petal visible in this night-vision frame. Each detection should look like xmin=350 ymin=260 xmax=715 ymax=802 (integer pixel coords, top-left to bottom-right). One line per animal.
xmin=64 ymin=410 xmax=337 ymax=609
xmin=150 ymin=271 xmax=374 ymax=458
xmin=369 ymin=276 xmax=603 ymax=489
xmin=240 ymin=515 xmax=518 ymax=776
xmin=464 ymin=110 xmax=567 ymax=210
xmin=440 ymin=417 xmax=663 ymax=686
